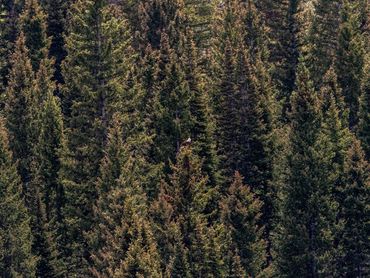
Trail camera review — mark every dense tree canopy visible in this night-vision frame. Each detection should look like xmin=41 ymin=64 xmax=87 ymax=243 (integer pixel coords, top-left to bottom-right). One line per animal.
xmin=0 ymin=0 xmax=368 ymax=276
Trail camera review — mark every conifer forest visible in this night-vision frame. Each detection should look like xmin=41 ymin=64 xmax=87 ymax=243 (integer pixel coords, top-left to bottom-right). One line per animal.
xmin=0 ymin=0 xmax=369 ymax=277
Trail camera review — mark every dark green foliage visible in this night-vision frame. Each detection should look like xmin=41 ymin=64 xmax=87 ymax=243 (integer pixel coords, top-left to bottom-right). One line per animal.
xmin=320 ymin=66 xmax=348 ymax=123
xmin=214 ymin=0 xmax=276 ymax=263
xmin=244 ymin=0 xmax=270 ymax=61
xmin=19 ymin=0 xmax=49 ymax=71
xmin=220 ymin=172 xmax=266 ymax=276
xmin=135 ymin=0 xmax=186 ymax=52
xmin=90 ymin=116 xmax=162 ymax=276
xmin=33 ymin=61 xmax=67 ymax=276
xmin=320 ymin=66 xmax=351 ymax=185
xmin=151 ymin=33 xmax=191 ymax=169
xmin=183 ymin=33 xmax=220 ymax=187
xmin=4 ymin=32 xmax=34 ymax=186
xmin=0 ymin=0 xmax=367 ymax=276
xmin=215 ymin=0 xmax=275 ymax=186
xmin=257 ymin=0 xmax=300 ymax=119
xmin=0 ymin=0 xmax=23 ymax=93
xmin=91 ymin=174 xmax=163 ymax=277
xmin=60 ymin=0 xmax=133 ymax=274
xmin=336 ymin=0 xmax=366 ymax=128
xmin=27 ymin=169 xmax=55 ymax=278
xmin=358 ymin=63 xmax=370 ymax=160
xmin=274 ymin=62 xmax=337 ymax=277
xmin=20 ymin=56 xmax=62 ymax=277
xmin=185 ymin=0 xmax=215 ymax=50
xmin=336 ymin=138 xmax=370 ymax=276
xmin=305 ymin=0 xmax=341 ymax=89
xmin=151 ymin=145 xmax=222 ymax=276
xmin=42 ymin=0 xmax=69 ymax=85
xmin=0 ymin=117 xmax=36 ymax=277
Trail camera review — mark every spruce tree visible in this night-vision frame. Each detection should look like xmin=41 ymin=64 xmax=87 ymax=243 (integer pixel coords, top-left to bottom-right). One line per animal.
xmin=133 ymin=0 xmax=201 ymax=178
xmin=336 ymin=0 xmax=366 ymax=128
xmin=214 ymin=0 xmax=276 ymax=262
xmin=257 ymin=0 xmax=300 ymax=118
xmin=43 ymin=0 xmax=70 ymax=85
xmin=215 ymin=0 xmax=275 ymax=183
xmin=336 ymin=138 xmax=370 ymax=276
xmin=152 ymin=32 xmax=191 ymax=170
xmin=32 ymin=61 xmax=68 ymax=274
xmin=151 ymin=145 xmax=222 ymax=276
xmin=37 ymin=89 xmax=67 ymax=276
xmin=184 ymin=0 xmax=215 ymax=50
xmin=0 ymin=117 xmax=36 ymax=277
xmin=305 ymin=0 xmax=341 ymax=89
xmin=91 ymin=184 xmax=162 ymax=277
xmin=5 ymin=31 xmax=62 ymax=276
xmin=4 ymin=32 xmax=34 ymax=187
xmin=358 ymin=62 xmax=370 ymax=160
xmin=319 ymin=67 xmax=351 ymax=185
xmin=220 ymin=171 xmax=266 ymax=276
xmin=184 ymin=32 xmax=220 ymax=187
xmin=27 ymin=167 xmax=55 ymax=278
xmin=60 ymin=1 xmax=133 ymax=274
xmin=243 ymin=0 xmax=270 ymax=62
xmin=319 ymin=66 xmax=348 ymax=124
xmin=0 ymin=0 xmax=23 ymax=92
xmin=150 ymin=186 xmax=192 ymax=276
xmin=112 ymin=218 xmax=162 ymax=277
xmin=18 ymin=0 xmax=49 ymax=72
xmin=90 ymin=119 xmax=162 ymax=276
xmin=135 ymin=0 xmax=186 ymax=52
xmin=274 ymin=62 xmax=337 ymax=277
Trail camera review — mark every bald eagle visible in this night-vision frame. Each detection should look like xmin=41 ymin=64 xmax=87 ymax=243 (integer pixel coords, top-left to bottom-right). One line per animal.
xmin=182 ymin=137 xmax=192 ymax=147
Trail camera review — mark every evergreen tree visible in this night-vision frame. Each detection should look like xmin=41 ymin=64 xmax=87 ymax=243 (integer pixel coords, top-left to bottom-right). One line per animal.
xmin=244 ymin=0 xmax=270 ymax=62
xmin=27 ymin=167 xmax=55 ymax=278
xmin=274 ymin=62 xmax=337 ymax=277
xmin=216 ymin=0 xmax=275 ymax=183
xmin=320 ymin=66 xmax=352 ymax=175
xmin=257 ymin=0 xmax=300 ymax=118
xmin=220 ymin=171 xmax=266 ymax=276
xmin=18 ymin=0 xmax=49 ymax=71
xmin=319 ymin=70 xmax=352 ymax=211
xmin=215 ymin=39 xmax=239 ymax=176
xmin=0 ymin=0 xmax=367 ymax=276
xmin=0 ymin=0 xmax=23 ymax=93
xmin=135 ymin=0 xmax=186 ymax=52
xmin=336 ymin=138 xmax=370 ymax=276
xmin=5 ymin=31 xmax=61 ymax=276
xmin=90 ymin=119 xmax=162 ymax=276
xmin=37 ymin=90 xmax=67 ymax=276
xmin=336 ymin=0 xmax=366 ymax=128
xmin=319 ymin=66 xmax=348 ymax=124
xmin=60 ymin=1 xmax=133 ymax=274
xmin=32 ymin=62 xmax=68 ymax=275
xmin=184 ymin=0 xmax=215 ymax=51
xmin=152 ymin=33 xmax=191 ymax=170
xmin=214 ymin=0 xmax=276 ymax=262
xmin=133 ymin=0 xmax=196 ymax=172
xmin=42 ymin=0 xmax=70 ymax=85
xmin=112 ymin=218 xmax=162 ymax=277
xmin=305 ymin=0 xmax=341 ymax=89
xmin=0 ymin=117 xmax=36 ymax=277
xmin=358 ymin=62 xmax=370 ymax=160
xmin=91 ymin=182 xmax=162 ymax=277
xmin=4 ymin=32 xmax=34 ymax=187
xmin=184 ymin=31 xmax=220 ymax=187
xmin=151 ymin=145 xmax=222 ymax=276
